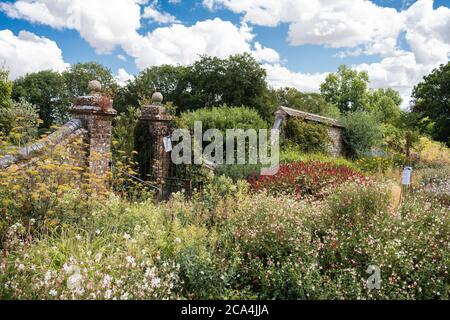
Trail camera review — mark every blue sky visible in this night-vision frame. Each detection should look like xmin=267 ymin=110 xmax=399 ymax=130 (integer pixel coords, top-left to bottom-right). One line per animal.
xmin=0 ymin=0 xmax=449 ymax=105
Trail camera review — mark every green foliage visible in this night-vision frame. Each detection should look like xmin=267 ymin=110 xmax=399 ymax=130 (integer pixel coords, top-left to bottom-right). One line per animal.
xmin=342 ymin=111 xmax=382 ymax=158
xmin=12 ymin=70 xmax=71 ymax=128
xmin=279 ymin=147 xmax=359 ymax=169
xmin=115 ymin=65 xmax=190 ymax=114
xmin=368 ymin=88 xmax=402 ymax=125
xmin=215 ymin=164 xmax=262 ymax=182
xmin=0 ymin=98 xmax=40 ymax=146
xmin=189 ymin=54 xmax=270 ymax=118
xmin=0 ymin=68 xmax=13 ymax=109
xmin=63 ymin=62 xmax=118 ymax=97
xmin=274 ymin=88 xmax=341 ymax=118
xmin=412 ymin=61 xmax=450 ymax=146
xmin=320 ymin=65 xmax=370 ymax=113
xmin=284 ymin=118 xmax=331 ymax=153
xmin=115 ymin=54 xmax=273 ymax=120
xmin=355 ymin=156 xmax=394 ymax=174
xmin=177 ymin=105 xmax=268 ymax=132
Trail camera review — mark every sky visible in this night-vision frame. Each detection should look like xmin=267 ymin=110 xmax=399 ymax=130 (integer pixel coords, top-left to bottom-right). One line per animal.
xmin=0 ymin=0 xmax=449 ymax=107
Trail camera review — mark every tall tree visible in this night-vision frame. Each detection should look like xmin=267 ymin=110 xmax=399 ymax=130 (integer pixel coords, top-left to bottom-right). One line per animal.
xmin=320 ymin=65 xmax=370 ymax=113
xmin=12 ymin=70 xmax=71 ymax=128
xmin=63 ymin=62 xmax=118 ymax=97
xmin=412 ymin=62 xmax=450 ymax=146
xmin=0 ymin=68 xmax=13 ymax=109
xmin=189 ymin=54 xmax=268 ymax=111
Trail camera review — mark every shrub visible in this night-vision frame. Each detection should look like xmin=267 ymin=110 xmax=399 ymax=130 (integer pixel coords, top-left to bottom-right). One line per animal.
xmin=280 ymin=145 xmax=359 ymax=170
xmin=284 ymin=118 xmax=331 ymax=153
xmin=356 ymin=156 xmax=394 ymax=173
xmin=249 ymin=162 xmax=369 ymax=200
xmin=176 ymin=105 xmax=268 ymax=133
xmin=342 ymin=111 xmax=382 ymax=158
xmin=0 ymin=98 xmax=40 ymax=146
xmin=215 ymin=163 xmax=262 ymax=182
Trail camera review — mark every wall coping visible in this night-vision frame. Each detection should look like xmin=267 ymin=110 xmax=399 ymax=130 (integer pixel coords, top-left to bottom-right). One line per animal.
xmin=275 ymin=106 xmax=344 ymax=128
xmin=0 ymin=119 xmax=84 ymax=169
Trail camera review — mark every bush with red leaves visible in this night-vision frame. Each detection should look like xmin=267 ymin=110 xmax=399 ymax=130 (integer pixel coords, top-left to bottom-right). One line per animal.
xmin=248 ymin=161 xmax=370 ymax=200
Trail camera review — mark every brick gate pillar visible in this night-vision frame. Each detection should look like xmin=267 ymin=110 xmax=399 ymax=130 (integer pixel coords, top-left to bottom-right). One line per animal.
xmin=69 ymin=80 xmax=116 ymax=188
xmin=139 ymin=92 xmax=173 ymax=198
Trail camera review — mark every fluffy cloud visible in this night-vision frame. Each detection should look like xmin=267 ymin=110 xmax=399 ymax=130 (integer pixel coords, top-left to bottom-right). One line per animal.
xmin=263 ymin=64 xmax=328 ymax=93
xmin=142 ymin=1 xmax=180 ymax=24
xmin=0 ymin=1 xmax=280 ymax=70
xmin=0 ymin=29 xmax=68 ymax=79
xmin=122 ymin=18 xmax=279 ymax=69
xmin=204 ymin=0 xmax=404 ymax=56
xmin=0 ymin=0 xmax=145 ymax=54
xmin=115 ymin=68 xmax=135 ymax=86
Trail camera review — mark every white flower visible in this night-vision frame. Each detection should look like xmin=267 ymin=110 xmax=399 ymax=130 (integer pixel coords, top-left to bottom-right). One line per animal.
xmin=123 ymin=233 xmax=131 ymax=240
xmin=120 ymin=292 xmax=130 ymax=300
xmin=102 ymin=275 xmax=112 ymax=287
xmin=105 ymin=289 xmax=112 ymax=299
xmin=44 ymin=271 xmax=52 ymax=282
xmin=151 ymin=277 xmax=161 ymax=289
xmin=75 ymin=234 xmax=82 ymax=240
xmin=125 ymin=256 xmax=135 ymax=267
xmin=175 ymin=237 xmax=181 ymax=244
xmin=17 ymin=264 xmax=25 ymax=271
xmin=95 ymin=229 xmax=101 ymax=235
xmin=67 ymin=273 xmax=83 ymax=291
xmin=49 ymin=289 xmax=57 ymax=297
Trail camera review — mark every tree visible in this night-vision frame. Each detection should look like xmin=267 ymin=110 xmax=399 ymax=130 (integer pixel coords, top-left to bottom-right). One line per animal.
xmin=187 ymin=53 xmax=270 ymax=117
xmin=412 ymin=62 xmax=450 ymax=146
xmin=115 ymin=65 xmax=190 ymax=114
xmin=320 ymin=65 xmax=370 ymax=113
xmin=116 ymin=54 xmax=274 ymax=120
xmin=12 ymin=70 xmax=71 ymax=128
xmin=63 ymin=62 xmax=118 ymax=97
xmin=0 ymin=68 xmax=13 ymax=109
xmin=341 ymin=110 xmax=382 ymax=158
xmin=274 ymin=87 xmax=340 ymax=118
xmin=368 ymin=88 xmax=402 ymax=125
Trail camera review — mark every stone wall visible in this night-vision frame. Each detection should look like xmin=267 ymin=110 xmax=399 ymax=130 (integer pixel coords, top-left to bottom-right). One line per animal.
xmin=326 ymin=126 xmax=344 ymax=157
xmin=274 ymin=106 xmax=346 ymax=157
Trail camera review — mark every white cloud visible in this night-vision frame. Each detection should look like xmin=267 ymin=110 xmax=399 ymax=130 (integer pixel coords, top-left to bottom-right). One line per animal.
xmin=124 ymin=18 xmax=279 ymax=69
xmin=0 ymin=0 xmax=145 ymax=54
xmin=117 ymin=54 xmax=127 ymax=62
xmin=0 ymin=1 xmax=279 ymax=70
xmin=263 ymin=64 xmax=328 ymax=93
xmin=115 ymin=68 xmax=135 ymax=87
xmin=253 ymin=42 xmax=280 ymax=63
xmin=204 ymin=0 xmax=404 ymax=56
xmin=142 ymin=1 xmax=180 ymax=24
xmin=0 ymin=29 xmax=68 ymax=79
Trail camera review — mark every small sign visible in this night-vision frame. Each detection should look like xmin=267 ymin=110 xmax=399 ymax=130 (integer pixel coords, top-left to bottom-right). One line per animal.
xmin=163 ymin=136 xmax=172 ymax=153
xmin=401 ymin=166 xmax=413 ymax=185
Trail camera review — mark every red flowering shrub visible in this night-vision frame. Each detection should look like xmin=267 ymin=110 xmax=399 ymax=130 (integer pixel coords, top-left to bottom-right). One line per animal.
xmin=249 ymin=161 xmax=370 ymax=199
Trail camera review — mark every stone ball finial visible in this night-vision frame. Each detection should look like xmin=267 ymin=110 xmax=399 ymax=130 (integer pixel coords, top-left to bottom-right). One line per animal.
xmin=152 ymin=92 xmax=163 ymax=104
xmin=88 ymin=80 xmax=102 ymax=93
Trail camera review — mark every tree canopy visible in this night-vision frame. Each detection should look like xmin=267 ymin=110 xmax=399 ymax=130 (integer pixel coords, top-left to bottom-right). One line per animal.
xmin=412 ymin=62 xmax=450 ymax=146
xmin=12 ymin=70 xmax=71 ymax=127
xmin=320 ymin=65 xmax=370 ymax=114
xmin=63 ymin=62 xmax=118 ymax=97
